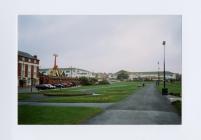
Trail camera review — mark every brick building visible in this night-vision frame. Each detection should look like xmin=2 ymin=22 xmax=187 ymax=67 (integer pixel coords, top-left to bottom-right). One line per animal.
xmin=18 ymin=51 xmax=40 ymax=87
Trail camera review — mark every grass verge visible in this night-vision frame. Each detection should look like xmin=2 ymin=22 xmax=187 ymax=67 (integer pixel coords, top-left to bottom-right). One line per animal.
xmin=18 ymin=93 xmax=35 ymax=100
xmin=18 ymin=105 xmax=102 ymax=124
xmin=18 ymin=81 xmax=143 ymax=103
xmin=157 ymin=81 xmax=181 ymax=97
xmin=172 ymin=101 xmax=181 ymax=116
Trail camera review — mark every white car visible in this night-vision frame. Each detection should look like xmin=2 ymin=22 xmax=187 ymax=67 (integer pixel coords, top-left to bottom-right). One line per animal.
xmin=46 ymin=84 xmax=56 ymax=89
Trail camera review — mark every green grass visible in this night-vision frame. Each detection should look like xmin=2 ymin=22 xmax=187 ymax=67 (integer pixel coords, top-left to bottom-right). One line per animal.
xmin=18 ymin=93 xmax=34 ymax=100
xmin=172 ymin=100 xmax=181 ymax=116
xmin=39 ymin=82 xmax=141 ymax=103
xmin=18 ymin=105 xmax=102 ymax=124
xmin=157 ymin=81 xmax=181 ymax=96
xmin=18 ymin=81 xmax=143 ymax=103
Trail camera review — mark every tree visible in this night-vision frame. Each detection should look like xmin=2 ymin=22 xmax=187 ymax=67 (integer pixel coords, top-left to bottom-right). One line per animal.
xmin=98 ymin=79 xmax=110 ymax=85
xmin=117 ymin=70 xmax=129 ymax=81
xmin=79 ymin=77 xmax=98 ymax=86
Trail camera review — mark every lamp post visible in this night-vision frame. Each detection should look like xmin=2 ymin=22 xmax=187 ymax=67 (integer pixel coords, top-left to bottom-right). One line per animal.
xmin=21 ymin=61 xmax=24 ymax=87
xmin=162 ymin=41 xmax=168 ymax=95
xmin=30 ymin=78 xmax=32 ymax=92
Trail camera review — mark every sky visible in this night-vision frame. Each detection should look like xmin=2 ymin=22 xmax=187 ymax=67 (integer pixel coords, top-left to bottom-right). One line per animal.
xmin=18 ymin=15 xmax=182 ymax=73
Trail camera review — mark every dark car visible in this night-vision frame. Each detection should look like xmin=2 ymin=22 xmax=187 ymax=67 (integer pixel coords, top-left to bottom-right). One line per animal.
xmin=35 ymin=84 xmax=49 ymax=90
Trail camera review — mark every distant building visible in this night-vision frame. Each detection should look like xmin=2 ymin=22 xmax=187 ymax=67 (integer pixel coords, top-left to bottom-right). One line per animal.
xmin=62 ymin=67 xmax=95 ymax=78
xmin=114 ymin=70 xmax=179 ymax=81
xmin=18 ymin=51 xmax=40 ymax=87
xmin=39 ymin=67 xmax=180 ymax=82
xmin=39 ymin=67 xmax=95 ymax=78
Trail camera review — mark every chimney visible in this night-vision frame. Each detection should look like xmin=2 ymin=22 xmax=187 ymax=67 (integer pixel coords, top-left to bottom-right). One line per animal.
xmin=33 ymin=55 xmax=37 ymax=59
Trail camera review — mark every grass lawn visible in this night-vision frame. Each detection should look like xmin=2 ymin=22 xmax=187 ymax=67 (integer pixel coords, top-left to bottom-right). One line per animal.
xmin=19 ymin=81 xmax=143 ymax=103
xmin=157 ymin=81 xmax=181 ymax=96
xmin=18 ymin=105 xmax=102 ymax=124
xmin=18 ymin=93 xmax=36 ymax=100
xmin=171 ymin=101 xmax=181 ymax=116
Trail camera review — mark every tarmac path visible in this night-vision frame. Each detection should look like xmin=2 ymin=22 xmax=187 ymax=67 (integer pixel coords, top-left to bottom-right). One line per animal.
xmin=86 ymin=84 xmax=181 ymax=124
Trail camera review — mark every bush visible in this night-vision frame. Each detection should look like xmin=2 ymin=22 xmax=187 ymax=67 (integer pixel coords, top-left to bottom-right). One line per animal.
xmin=79 ymin=77 xmax=98 ymax=86
xmin=19 ymin=79 xmax=26 ymax=87
xmin=89 ymin=77 xmax=98 ymax=85
xmin=98 ymin=80 xmax=110 ymax=85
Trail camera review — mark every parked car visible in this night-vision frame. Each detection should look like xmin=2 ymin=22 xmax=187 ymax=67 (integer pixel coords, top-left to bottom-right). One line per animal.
xmin=35 ymin=84 xmax=56 ymax=90
xmin=61 ymin=82 xmax=73 ymax=87
xmin=35 ymin=84 xmax=49 ymax=90
xmin=53 ymin=84 xmax=64 ymax=88
xmin=46 ymin=84 xmax=56 ymax=89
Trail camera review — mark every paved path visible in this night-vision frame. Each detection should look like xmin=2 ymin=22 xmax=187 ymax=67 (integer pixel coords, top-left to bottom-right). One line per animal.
xmin=86 ymin=84 xmax=181 ymax=124
xmin=18 ymin=87 xmax=38 ymax=93
xmin=18 ymin=102 xmax=113 ymax=109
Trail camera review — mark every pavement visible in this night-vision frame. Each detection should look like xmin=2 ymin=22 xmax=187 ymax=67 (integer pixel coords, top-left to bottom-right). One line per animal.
xmin=18 ymin=87 xmax=38 ymax=93
xmin=85 ymin=84 xmax=181 ymax=124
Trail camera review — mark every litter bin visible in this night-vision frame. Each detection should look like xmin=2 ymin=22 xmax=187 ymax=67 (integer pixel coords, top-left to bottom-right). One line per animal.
xmin=162 ymin=88 xmax=168 ymax=95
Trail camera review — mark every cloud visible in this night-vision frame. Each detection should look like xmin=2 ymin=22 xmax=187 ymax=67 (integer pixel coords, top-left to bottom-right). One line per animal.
xmin=18 ymin=15 xmax=182 ymax=73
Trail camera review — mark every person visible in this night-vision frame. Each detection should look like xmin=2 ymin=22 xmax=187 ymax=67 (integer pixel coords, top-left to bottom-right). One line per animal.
xmin=156 ymin=80 xmax=159 ymax=86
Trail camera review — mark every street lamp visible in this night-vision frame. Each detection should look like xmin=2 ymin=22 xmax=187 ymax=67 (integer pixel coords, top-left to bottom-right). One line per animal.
xmin=30 ymin=78 xmax=33 ymax=92
xmin=162 ymin=41 xmax=168 ymax=95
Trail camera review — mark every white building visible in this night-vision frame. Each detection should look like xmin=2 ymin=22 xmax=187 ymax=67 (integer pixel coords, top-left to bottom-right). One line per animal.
xmin=114 ymin=70 xmax=178 ymax=81
xmin=39 ymin=67 xmax=95 ymax=78
xmin=61 ymin=68 xmax=95 ymax=78
xmin=128 ymin=71 xmax=177 ymax=80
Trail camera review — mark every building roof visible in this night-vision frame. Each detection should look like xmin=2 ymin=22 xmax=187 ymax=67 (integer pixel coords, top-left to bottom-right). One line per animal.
xmin=18 ymin=51 xmax=39 ymax=60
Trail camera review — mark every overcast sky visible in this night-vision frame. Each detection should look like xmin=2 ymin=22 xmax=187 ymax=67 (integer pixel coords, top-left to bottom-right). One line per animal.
xmin=18 ymin=15 xmax=182 ymax=73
